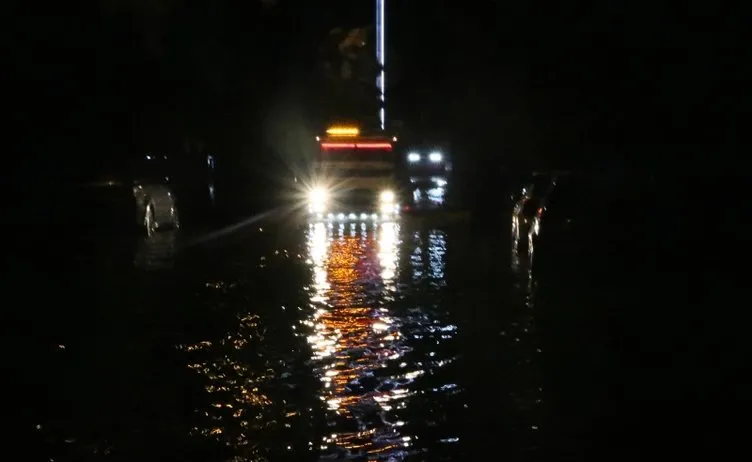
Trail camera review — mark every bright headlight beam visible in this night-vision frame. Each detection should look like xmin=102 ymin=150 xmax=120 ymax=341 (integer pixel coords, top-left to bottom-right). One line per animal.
xmin=429 ymin=152 xmax=443 ymax=162
xmin=407 ymin=153 xmax=420 ymax=163
xmin=309 ymin=188 xmax=328 ymax=203
xmin=380 ymin=190 xmax=395 ymax=203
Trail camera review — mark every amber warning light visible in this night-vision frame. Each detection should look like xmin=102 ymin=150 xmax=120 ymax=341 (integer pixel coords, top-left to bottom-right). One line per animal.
xmin=325 ymin=126 xmax=360 ymax=137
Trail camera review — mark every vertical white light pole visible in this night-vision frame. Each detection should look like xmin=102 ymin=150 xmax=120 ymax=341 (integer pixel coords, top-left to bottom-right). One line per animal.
xmin=376 ymin=0 xmax=385 ymax=130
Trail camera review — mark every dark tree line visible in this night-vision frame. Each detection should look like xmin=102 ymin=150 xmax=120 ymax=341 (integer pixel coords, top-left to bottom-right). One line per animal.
xmin=8 ymin=0 xmax=740 ymax=190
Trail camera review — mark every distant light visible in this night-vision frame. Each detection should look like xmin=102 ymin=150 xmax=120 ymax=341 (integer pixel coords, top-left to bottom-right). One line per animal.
xmin=360 ymin=213 xmax=368 ymax=220
xmin=393 ymin=136 xmax=398 ymax=142
xmin=315 ymin=136 xmax=320 ymax=141
xmin=337 ymin=213 xmax=345 ymax=220
xmin=432 ymin=177 xmax=447 ymax=186
xmin=145 ymin=155 xmax=152 ymax=160
xmin=407 ymin=153 xmax=420 ymax=162
xmin=429 ymin=152 xmax=443 ymax=162
xmin=326 ymin=126 xmax=359 ymax=137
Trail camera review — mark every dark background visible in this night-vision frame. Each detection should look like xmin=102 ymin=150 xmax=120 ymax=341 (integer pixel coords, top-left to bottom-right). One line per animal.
xmin=7 ymin=0 xmax=742 ymax=211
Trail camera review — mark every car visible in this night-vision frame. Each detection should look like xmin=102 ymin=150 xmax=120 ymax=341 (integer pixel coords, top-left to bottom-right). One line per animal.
xmin=58 ymin=155 xmax=179 ymax=240
xmin=511 ymin=172 xmax=557 ymax=252
xmin=404 ymin=148 xmax=450 ymax=210
xmin=134 ymin=181 xmax=180 ymax=235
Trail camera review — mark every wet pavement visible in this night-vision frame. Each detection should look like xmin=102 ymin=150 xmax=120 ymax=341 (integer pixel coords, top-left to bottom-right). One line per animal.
xmin=16 ymin=203 xmax=739 ymax=461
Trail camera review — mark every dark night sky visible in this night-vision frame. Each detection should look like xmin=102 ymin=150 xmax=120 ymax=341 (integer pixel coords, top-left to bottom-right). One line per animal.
xmin=7 ymin=0 xmax=742 ymax=184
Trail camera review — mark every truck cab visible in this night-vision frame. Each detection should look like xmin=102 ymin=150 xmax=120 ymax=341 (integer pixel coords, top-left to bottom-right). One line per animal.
xmin=306 ymin=125 xmax=400 ymax=222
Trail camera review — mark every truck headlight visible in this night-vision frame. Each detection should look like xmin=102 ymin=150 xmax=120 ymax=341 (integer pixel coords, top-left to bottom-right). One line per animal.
xmin=309 ymin=187 xmax=328 ymax=212
xmin=407 ymin=153 xmax=420 ymax=163
xmin=380 ymin=190 xmax=395 ymax=203
xmin=380 ymin=190 xmax=396 ymax=214
xmin=428 ymin=152 xmax=443 ymax=163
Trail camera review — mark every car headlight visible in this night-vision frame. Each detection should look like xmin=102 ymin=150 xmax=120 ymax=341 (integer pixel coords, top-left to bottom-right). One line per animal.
xmin=429 ymin=152 xmax=443 ymax=163
xmin=380 ymin=190 xmax=395 ymax=203
xmin=407 ymin=153 xmax=420 ymax=163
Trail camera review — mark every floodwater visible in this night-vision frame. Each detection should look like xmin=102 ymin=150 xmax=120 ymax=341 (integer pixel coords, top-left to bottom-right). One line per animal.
xmin=17 ymin=206 xmax=737 ymax=460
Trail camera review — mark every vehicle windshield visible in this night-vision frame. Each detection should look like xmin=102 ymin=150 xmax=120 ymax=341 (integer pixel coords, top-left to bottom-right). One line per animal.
xmin=318 ymin=148 xmax=394 ymax=163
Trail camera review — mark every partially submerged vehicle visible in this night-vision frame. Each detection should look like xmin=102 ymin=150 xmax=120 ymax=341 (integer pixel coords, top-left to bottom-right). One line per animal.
xmin=307 ymin=125 xmax=400 ymax=222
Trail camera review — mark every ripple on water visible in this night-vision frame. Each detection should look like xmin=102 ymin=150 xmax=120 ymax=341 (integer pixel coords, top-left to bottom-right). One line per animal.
xmin=175 ymin=222 xmax=540 ymax=461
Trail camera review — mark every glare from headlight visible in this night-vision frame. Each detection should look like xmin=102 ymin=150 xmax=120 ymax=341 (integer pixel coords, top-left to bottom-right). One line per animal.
xmin=309 ymin=187 xmax=328 ymax=213
xmin=309 ymin=187 xmax=328 ymax=203
xmin=407 ymin=153 xmax=420 ymax=163
xmin=380 ymin=190 xmax=395 ymax=203
xmin=429 ymin=152 xmax=443 ymax=162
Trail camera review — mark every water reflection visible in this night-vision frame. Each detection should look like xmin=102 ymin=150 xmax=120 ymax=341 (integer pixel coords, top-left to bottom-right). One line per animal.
xmin=506 ymin=228 xmax=544 ymax=452
xmin=175 ymin=248 xmax=317 ymax=461
xmin=427 ymin=231 xmax=446 ymax=281
xmin=305 ymin=222 xmax=425 ymax=459
xmin=134 ymin=230 xmax=178 ymax=270
xmin=175 ymin=312 xmax=279 ymax=461
xmin=411 ymin=186 xmax=445 ymax=208
xmin=409 ymin=230 xmax=447 ymax=284
xmin=305 ymin=223 xmax=463 ymax=459
xmin=308 ymin=223 xmax=422 ymax=460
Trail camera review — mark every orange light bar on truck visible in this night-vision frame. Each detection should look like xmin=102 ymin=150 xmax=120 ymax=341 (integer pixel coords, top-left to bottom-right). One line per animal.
xmin=325 ymin=126 xmax=360 ymax=137
xmin=321 ymin=142 xmax=392 ymax=150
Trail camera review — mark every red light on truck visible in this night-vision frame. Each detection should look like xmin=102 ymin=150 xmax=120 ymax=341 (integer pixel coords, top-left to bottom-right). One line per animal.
xmin=356 ymin=143 xmax=392 ymax=149
xmin=321 ymin=143 xmax=356 ymax=149
xmin=320 ymin=142 xmax=392 ymax=150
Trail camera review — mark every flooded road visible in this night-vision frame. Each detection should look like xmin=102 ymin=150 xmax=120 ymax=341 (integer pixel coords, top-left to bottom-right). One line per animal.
xmin=20 ymin=215 xmax=549 ymax=461
xmin=21 ymin=207 xmax=734 ymax=461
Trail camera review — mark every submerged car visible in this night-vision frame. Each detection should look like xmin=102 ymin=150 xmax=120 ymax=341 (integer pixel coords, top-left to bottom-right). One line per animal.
xmin=405 ymin=148 xmax=449 ymax=209
xmin=511 ymin=172 xmax=557 ymax=252
xmin=58 ymin=155 xmax=179 ymax=240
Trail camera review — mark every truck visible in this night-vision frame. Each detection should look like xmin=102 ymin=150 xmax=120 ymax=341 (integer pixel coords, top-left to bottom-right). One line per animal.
xmin=306 ymin=125 xmax=400 ymax=222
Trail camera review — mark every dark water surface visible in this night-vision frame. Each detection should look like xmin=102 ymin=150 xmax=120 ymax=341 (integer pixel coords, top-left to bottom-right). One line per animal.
xmin=18 ymin=217 xmax=544 ymax=461
xmin=17 ymin=209 xmax=737 ymax=461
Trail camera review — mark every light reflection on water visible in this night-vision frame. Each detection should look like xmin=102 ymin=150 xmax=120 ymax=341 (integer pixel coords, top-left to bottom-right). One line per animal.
xmin=306 ymin=222 xmax=420 ymax=459
xmin=304 ymin=222 xmax=459 ymax=460
xmin=34 ymin=212 xmax=551 ymax=461
xmin=171 ymin=221 xmax=544 ymax=460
